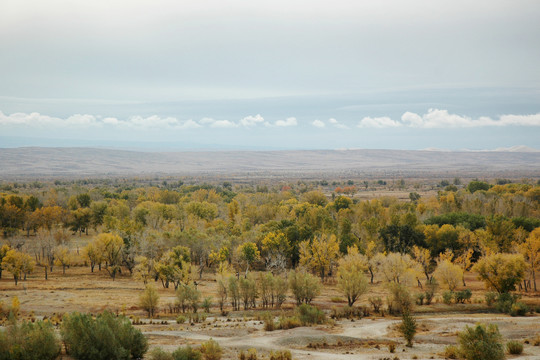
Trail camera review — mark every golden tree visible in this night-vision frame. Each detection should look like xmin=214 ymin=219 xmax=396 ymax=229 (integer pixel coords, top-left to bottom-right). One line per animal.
xmin=299 ymin=234 xmax=339 ymax=282
xmin=518 ymin=228 xmax=540 ymax=291
xmin=337 ymin=246 xmax=369 ymax=306
xmin=473 ymin=253 xmax=527 ymax=293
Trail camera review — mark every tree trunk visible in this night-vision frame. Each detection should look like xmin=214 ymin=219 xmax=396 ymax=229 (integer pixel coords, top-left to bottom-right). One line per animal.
xmin=533 ymin=269 xmax=537 ymax=292
xmin=369 ymin=267 xmax=374 ymax=284
xmin=45 ymin=266 xmax=48 ymax=280
xmin=14 ymin=275 xmax=18 ymax=285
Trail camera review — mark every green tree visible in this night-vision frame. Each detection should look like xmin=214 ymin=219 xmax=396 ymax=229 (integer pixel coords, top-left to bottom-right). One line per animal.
xmin=237 ymin=242 xmax=260 ymax=277
xmin=400 ymin=311 xmax=417 ymax=347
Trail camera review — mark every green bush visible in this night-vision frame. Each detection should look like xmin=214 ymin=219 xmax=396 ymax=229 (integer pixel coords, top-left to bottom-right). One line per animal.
xmin=0 ymin=318 xmax=61 ymax=360
xmin=506 ymin=341 xmax=523 ymax=355
xmin=296 ymin=304 xmax=326 ymax=325
xmin=176 ymin=315 xmax=187 ymax=324
xmin=202 ymin=297 xmax=212 ymax=313
xmin=485 ymin=292 xmax=497 ymax=307
xmin=61 ymin=311 xmax=148 ymax=360
xmin=443 ymin=291 xmax=454 ymax=305
xmin=399 ymin=311 xmax=417 ymax=347
xmin=172 ymin=345 xmax=202 ymax=360
xmin=149 ymin=347 xmax=174 ymax=360
xmin=509 ymin=302 xmax=529 ymax=317
xmin=495 ymin=293 xmax=519 ymax=314
xmin=454 ymin=289 xmax=472 ymax=304
xmin=457 ymin=323 xmax=504 ymax=360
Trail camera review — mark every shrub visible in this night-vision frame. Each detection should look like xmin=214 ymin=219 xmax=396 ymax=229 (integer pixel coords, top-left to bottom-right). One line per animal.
xmin=399 ymin=311 xmax=417 ymax=347
xmin=444 ymin=345 xmax=460 ymax=359
xmin=369 ymin=296 xmax=383 ymax=313
xmin=509 ymin=302 xmax=529 ymax=317
xmin=506 ymin=341 xmax=523 ymax=355
xmin=61 ymin=311 xmax=148 ymax=360
xmin=442 ymin=291 xmax=454 ymax=305
xmin=296 ymin=304 xmax=326 ymax=325
xmin=202 ymin=297 xmax=212 ymax=313
xmin=388 ymin=343 xmax=396 ymax=353
xmin=288 ymin=270 xmax=321 ymax=305
xmin=172 ymin=345 xmax=202 ymax=360
xmin=262 ymin=312 xmax=275 ymax=331
xmin=388 ymin=284 xmax=413 ymax=315
xmin=0 ymin=318 xmax=61 ymax=360
xmin=415 ymin=293 xmax=424 ymax=306
xmin=149 ymin=347 xmax=174 ymax=360
xmin=485 ymin=292 xmax=497 ymax=307
xmin=454 ymin=289 xmax=472 ymax=304
xmin=495 ymin=293 xmax=519 ymax=314
xmin=140 ymin=285 xmax=160 ymax=318
xmin=269 ymin=350 xmax=292 ymax=360
xmin=200 ymin=339 xmax=222 ymax=360
xmin=277 ymin=316 xmax=302 ymax=330
xmin=424 ymin=278 xmax=438 ymax=305
xmin=238 ymin=348 xmax=258 ymax=360
xmin=330 ymin=305 xmax=362 ymax=319
xmin=457 ymin=323 xmax=504 ymax=360
xmin=176 ymin=315 xmax=187 ymax=324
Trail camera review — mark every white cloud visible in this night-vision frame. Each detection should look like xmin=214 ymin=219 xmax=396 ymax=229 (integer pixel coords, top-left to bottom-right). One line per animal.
xmin=274 ymin=117 xmax=298 ymax=127
xmin=312 ymin=119 xmax=325 ymax=128
xmin=357 ymin=116 xmax=401 ymax=128
xmin=401 ymin=109 xmax=540 ymax=128
xmin=210 ymin=119 xmax=238 ymax=128
xmin=199 ymin=117 xmax=216 ymax=125
xmin=0 ymin=111 xmax=201 ymax=130
xmin=355 ymin=109 xmax=540 ymax=128
xmin=328 ymin=118 xmax=349 ymax=129
xmin=240 ymin=114 xmax=264 ymax=127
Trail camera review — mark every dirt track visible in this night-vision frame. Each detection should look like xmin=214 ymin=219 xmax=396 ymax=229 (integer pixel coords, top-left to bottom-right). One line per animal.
xmin=141 ymin=314 xmax=540 ymax=359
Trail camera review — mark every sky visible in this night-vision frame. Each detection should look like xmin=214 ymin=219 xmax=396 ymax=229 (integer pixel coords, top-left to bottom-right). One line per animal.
xmin=1 ymin=0 xmax=539 ymax=150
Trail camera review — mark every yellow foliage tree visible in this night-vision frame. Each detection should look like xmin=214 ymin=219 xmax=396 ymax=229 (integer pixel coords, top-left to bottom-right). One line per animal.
xmin=473 ymin=253 xmax=527 ymax=294
xmin=433 ymin=259 xmax=463 ymax=291
xmin=299 ymin=234 xmax=339 ymax=282
xmin=518 ymin=228 xmax=540 ymax=291
xmin=337 ymin=246 xmax=369 ymax=306
xmin=1 ymin=249 xmax=35 ymax=285
xmin=373 ymin=252 xmax=420 ymax=286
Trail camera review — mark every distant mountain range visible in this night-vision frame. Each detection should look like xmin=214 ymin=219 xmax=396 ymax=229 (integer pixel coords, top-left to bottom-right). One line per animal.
xmin=0 ymin=147 xmax=539 ymax=179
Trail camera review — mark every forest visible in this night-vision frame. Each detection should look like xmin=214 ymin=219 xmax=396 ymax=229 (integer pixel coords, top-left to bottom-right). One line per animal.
xmin=0 ymin=176 xmax=539 ymax=360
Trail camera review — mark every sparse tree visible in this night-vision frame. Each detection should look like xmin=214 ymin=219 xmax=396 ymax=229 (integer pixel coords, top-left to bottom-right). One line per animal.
xmin=237 ymin=242 xmax=260 ymax=277
xmin=140 ymin=284 xmax=160 ymax=317
xmin=337 ymin=246 xmax=369 ymax=306
xmin=54 ymin=246 xmax=73 ymax=275
xmin=434 ymin=259 xmax=463 ymax=292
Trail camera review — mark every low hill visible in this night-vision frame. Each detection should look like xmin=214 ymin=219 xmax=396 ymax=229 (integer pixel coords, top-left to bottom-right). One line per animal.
xmin=0 ymin=147 xmax=539 ymax=179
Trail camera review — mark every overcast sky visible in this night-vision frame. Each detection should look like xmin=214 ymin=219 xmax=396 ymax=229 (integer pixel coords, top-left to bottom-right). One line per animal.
xmin=1 ymin=0 xmax=539 ymax=150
